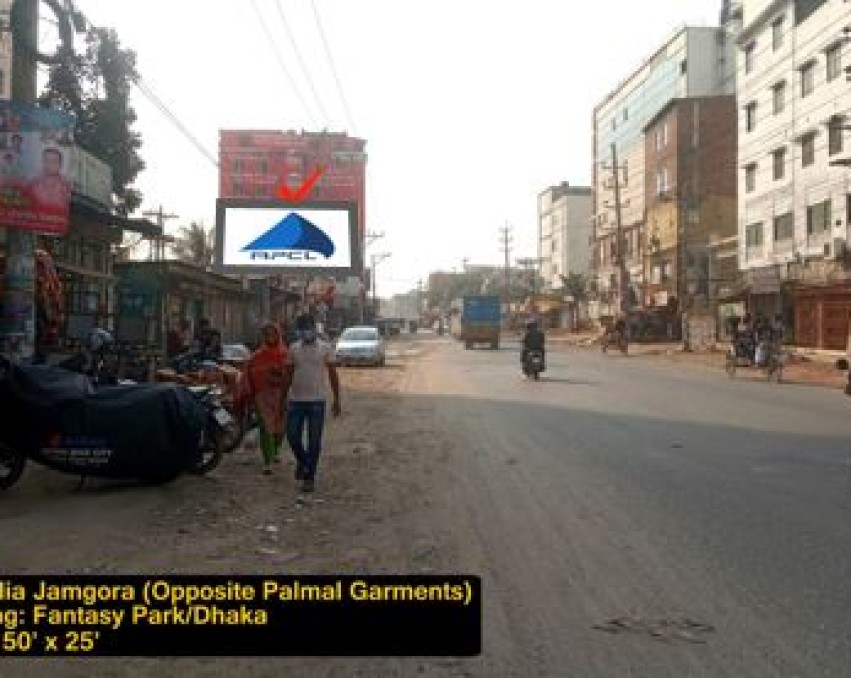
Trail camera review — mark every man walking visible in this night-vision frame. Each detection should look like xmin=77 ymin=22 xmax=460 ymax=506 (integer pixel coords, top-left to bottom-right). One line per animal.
xmin=281 ymin=314 xmax=342 ymax=493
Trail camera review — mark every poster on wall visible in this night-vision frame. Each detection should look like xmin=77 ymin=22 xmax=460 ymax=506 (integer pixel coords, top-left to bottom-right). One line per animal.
xmin=0 ymin=101 xmax=76 ymax=235
xmin=214 ymin=200 xmax=362 ymax=277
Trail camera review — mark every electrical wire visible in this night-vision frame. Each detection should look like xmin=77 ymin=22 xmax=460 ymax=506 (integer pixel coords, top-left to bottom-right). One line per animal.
xmin=54 ymin=3 xmax=220 ymax=170
xmin=272 ymin=0 xmax=331 ymax=125
xmin=309 ymin=0 xmax=356 ymax=135
xmin=250 ymin=0 xmax=318 ymax=127
xmin=132 ymin=75 xmax=219 ymax=169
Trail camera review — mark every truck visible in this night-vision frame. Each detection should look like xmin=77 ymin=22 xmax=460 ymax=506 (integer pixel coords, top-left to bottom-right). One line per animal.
xmin=461 ymin=295 xmax=501 ymax=350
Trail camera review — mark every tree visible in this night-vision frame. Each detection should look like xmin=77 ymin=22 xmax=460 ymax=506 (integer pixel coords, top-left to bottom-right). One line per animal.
xmin=171 ymin=222 xmax=214 ymax=268
xmin=38 ymin=27 xmax=145 ymax=215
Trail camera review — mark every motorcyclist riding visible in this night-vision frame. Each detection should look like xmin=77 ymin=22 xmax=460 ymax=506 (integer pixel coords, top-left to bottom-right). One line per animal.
xmin=521 ymin=319 xmax=546 ymax=369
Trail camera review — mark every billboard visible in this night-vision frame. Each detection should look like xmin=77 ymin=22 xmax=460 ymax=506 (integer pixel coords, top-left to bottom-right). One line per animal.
xmin=214 ymin=200 xmax=362 ymax=276
xmin=0 ymin=101 xmax=75 ymax=235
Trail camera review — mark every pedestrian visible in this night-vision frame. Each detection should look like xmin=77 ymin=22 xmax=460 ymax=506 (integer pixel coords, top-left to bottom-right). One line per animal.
xmin=245 ymin=322 xmax=287 ymax=475
xmin=281 ymin=313 xmax=342 ymax=493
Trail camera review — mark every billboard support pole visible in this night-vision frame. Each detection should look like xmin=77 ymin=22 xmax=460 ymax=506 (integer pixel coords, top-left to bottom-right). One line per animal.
xmin=1 ymin=0 xmax=39 ymax=362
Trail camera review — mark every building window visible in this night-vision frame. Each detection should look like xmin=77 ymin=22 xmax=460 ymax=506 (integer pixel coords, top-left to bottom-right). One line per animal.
xmin=772 ymin=18 xmax=784 ymax=51
xmin=773 ymin=212 xmax=794 ymax=241
xmin=259 ymin=160 xmax=268 ymax=175
xmin=663 ymin=122 xmax=669 ymax=146
xmin=773 ymin=82 xmax=786 ymax=115
xmin=773 ymin=148 xmax=786 ymax=180
xmin=801 ymin=133 xmax=816 ymax=167
xmin=745 ymin=164 xmax=757 ymax=192
xmin=655 ymin=127 xmax=663 ymax=151
xmin=0 ymin=70 xmax=5 ymax=95
xmin=744 ymin=42 xmax=755 ymax=74
xmin=806 ymin=200 xmax=831 ymax=235
xmin=680 ymin=60 xmax=688 ymax=74
xmin=623 ymin=109 xmax=628 ymax=121
xmin=745 ymin=102 xmax=757 ymax=132
xmin=745 ymin=222 xmax=764 ymax=247
xmin=829 ymin=121 xmax=844 ymax=156
xmin=827 ymin=44 xmax=842 ymax=82
xmin=801 ymin=62 xmax=815 ymax=97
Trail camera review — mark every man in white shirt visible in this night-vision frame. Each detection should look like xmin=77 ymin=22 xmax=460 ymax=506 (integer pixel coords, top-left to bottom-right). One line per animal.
xmin=282 ymin=314 xmax=341 ymax=493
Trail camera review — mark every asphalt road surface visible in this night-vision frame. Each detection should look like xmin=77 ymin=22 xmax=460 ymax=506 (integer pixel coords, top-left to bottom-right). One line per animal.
xmin=410 ymin=336 xmax=850 ymax=677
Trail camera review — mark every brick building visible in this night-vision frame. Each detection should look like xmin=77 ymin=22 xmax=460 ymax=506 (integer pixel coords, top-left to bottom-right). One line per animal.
xmin=642 ymin=96 xmax=739 ymax=322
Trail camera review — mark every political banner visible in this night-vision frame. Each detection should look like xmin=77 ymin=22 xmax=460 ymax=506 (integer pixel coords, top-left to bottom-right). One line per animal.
xmin=0 ymin=102 xmax=76 ymax=235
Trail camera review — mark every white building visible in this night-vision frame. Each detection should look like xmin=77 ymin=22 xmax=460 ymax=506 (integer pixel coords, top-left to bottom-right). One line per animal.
xmin=592 ymin=24 xmax=737 ymax=316
xmin=0 ymin=0 xmax=12 ymax=100
xmin=736 ymin=0 xmax=851 ymax=348
xmin=537 ymin=182 xmax=592 ymax=291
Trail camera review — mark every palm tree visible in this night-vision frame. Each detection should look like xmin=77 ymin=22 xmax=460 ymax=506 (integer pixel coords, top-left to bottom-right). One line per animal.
xmin=171 ymin=222 xmax=214 ymax=267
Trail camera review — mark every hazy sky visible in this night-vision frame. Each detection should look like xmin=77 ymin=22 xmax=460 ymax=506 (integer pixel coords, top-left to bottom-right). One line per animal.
xmin=53 ymin=0 xmax=722 ymax=295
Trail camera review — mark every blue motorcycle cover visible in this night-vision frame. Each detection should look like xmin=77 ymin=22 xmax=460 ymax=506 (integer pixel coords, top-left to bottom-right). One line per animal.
xmin=0 ymin=360 xmax=207 ymax=480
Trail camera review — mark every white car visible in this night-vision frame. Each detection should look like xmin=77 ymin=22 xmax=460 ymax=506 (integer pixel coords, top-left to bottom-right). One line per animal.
xmin=335 ymin=326 xmax=386 ymax=367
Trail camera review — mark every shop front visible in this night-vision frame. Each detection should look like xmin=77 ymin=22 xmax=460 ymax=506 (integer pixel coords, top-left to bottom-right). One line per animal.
xmin=115 ymin=260 xmax=252 ymax=357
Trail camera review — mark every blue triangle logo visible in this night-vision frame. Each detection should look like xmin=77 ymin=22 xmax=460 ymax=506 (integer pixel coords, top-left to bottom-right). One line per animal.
xmin=241 ymin=213 xmax=336 ymax=258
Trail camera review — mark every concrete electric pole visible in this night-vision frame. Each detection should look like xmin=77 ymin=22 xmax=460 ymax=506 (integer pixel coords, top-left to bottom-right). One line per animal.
xmin=0 ymin=0 xmax=38 ymax=361
xmin=499 ymin=224 xmax=513 ymax=311
xmin=142 ymin=206 xmax=179 ymax=261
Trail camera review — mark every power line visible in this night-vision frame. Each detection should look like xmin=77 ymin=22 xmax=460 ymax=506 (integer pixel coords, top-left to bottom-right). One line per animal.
xmin=56 ymin=4 xmax=220 ymax=170
xmin=133 ymin=76 xmax=219 ymax=169
xmin=250 ymin=0 xmax=318 ymax=127
xmin=309 ymin=0 xmax=356 ymax=134
xmin=272 ymin=0 xmax=331 ymax=125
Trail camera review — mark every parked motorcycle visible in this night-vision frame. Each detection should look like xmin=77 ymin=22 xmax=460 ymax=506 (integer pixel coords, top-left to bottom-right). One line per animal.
xmin=0 ymin=358 xmax=229 ymax=490
xmin=601 ymin=328 xmax=628 ymax=355
xmin=155 ymin=350 xmax=250 ymax=453
xmin=523 ymin=350 xmax=545 ymax=380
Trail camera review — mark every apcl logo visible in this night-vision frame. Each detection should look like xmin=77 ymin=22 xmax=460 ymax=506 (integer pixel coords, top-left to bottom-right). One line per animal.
xmin=241 ymin=213 xmax=336 ymax=262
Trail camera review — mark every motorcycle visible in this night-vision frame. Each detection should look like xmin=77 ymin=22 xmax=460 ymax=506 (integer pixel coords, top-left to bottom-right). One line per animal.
xmin=523 ymin=350 xmax=545 ymax=380
xmin=155 ymin=350 xmax=250 ymax=454
xmin=0 ymin=358 xmax=230 ymax=490
xmin=601 ymin=328 xmax=628 ymax=355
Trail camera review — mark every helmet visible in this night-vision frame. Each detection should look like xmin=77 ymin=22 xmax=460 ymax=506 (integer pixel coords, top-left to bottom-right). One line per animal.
xmin=87 ymin=327 xmax=114 ymax=353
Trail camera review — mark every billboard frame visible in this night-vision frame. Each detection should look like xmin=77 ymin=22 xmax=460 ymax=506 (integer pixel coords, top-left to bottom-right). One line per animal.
xmin=214 ymin=198 xmax=362 ymax=277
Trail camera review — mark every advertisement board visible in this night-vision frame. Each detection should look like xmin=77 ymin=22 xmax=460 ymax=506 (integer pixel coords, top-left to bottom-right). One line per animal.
xmin=214 ymin=200 xmax=362 ymax=277
xmin=0 ymin=101 xmax=76 ymax=235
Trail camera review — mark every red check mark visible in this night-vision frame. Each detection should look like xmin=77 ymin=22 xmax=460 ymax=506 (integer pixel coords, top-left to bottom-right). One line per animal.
xmin=276 ymin=165 xmax=327 ymax=203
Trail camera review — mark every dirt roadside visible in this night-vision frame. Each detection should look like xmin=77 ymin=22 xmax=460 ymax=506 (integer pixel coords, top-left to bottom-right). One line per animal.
xmin=544 ymin=334 xmax=847 ymax=389
xmin=1 ymin=339 xmax=481 ymax=678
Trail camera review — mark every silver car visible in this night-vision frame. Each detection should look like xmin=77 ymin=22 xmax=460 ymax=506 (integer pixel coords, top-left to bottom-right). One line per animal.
xmin=335 ymin=326 xmax=386 ymax=367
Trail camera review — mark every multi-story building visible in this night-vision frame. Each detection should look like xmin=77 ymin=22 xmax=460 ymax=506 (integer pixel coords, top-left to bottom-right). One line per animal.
xmin=592 ymin=25 xmax=736 ymax=318
xmin=737 ymin=0 xmax=851 ymax=349
xmin=219 ymin=129 xmax=366 ymax=234
xmin=642 ymin=96 xmax=738 ymax=316
xmin=0 ymin=0 xmax=11 ymax=101
xmin=537 ymin=182 xmax=592 ymax=291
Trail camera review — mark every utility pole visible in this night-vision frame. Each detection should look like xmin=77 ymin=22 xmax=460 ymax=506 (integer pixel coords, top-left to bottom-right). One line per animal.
xmin=499 ymin=223 xmax=513 ymax=312
xmin=370 ymin=252 xmax=391 ymax=320
xmin=0 ymin=0 xmax=37 ymax=361
xmin=610 ymin=143 xmax=628 ymax=316
xmin=142 ymin=206 xmax=179 ymax=261
xmin=361 ymin=230 xmax=385 ymax=324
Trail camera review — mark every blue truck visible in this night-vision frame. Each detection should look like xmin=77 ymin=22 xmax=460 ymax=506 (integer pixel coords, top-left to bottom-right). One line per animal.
xmin=461 ymin=295 xmax=501 ymax=350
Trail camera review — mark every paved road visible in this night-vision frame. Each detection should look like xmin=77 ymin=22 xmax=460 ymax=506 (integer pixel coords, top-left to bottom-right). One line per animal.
xmin=411 ymin=337 xmax=850 ymax=677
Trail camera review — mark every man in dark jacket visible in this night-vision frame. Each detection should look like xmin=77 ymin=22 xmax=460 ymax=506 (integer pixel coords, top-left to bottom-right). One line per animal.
xmin=521 ymin=319 xmax=546 ymax=368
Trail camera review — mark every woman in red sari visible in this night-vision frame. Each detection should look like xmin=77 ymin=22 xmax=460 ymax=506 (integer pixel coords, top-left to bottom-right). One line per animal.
xmin=245 ymin=323 xmax=287 ymax=475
